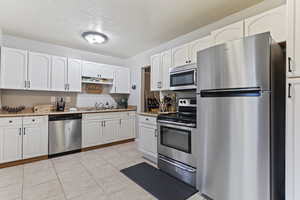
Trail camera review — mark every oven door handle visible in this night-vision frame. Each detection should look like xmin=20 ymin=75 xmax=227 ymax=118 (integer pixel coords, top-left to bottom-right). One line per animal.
xmin=157 ymin=120 xmax=195 ymax=129
xmin=159 ymin=156 xmax=196 ymax=173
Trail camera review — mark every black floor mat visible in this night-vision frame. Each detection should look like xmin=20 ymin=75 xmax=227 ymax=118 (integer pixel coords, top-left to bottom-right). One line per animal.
xmin=121 ymin=162 xmax=198 ymax=200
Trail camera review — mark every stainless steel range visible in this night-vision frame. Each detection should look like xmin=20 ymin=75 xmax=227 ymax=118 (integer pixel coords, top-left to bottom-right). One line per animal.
xmin=157 ymin=98 xmax=197 ymax=187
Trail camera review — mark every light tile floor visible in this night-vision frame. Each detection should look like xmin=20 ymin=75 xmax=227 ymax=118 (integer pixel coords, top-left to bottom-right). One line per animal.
xmin=0 ymin=141 xmax=205 ymax=200
xmin=0 ymin=142 xmax=157 ymax=200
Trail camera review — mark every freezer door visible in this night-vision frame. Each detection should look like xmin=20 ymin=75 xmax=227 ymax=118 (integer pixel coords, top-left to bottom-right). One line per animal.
xmin=197 ymin=32 xmax=271 ymax=93
xmin=197 ymin=92 xmax=270 ymax=200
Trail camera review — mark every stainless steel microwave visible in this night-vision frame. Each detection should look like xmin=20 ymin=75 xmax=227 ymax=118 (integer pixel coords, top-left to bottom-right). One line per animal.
xmin=169 ymin=64 xmax=197 ymax=90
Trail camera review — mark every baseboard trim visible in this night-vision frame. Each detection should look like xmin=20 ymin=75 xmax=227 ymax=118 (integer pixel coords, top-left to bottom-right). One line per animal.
xmin=0 ymin=155 xmax=48 ymax=169
xmin=0 ymin=138 xmax=136 ymax=169
xmin=81 ymin=138 xmax=135 ymax=152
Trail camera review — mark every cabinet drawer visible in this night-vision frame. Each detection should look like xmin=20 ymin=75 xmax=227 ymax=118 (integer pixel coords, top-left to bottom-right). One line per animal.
xmin=139 ymin=115 xmax=157 ymax=125
xmin=23 ymin=116 xmax=47 ymax=125
xmin=83 ymin=112 xmax=134 ymax=121
xmin=0 ymin=117 xmax=22 ymax=127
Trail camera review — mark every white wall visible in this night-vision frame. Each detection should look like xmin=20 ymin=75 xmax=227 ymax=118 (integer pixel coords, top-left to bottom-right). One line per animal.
xmin=125 ymin=0 xmax=286 ymax=111
xmin=0 ymin=28 xmax=2 ymax=46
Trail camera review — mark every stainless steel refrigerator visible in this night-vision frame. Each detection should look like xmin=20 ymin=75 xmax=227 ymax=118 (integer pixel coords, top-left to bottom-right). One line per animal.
xmin=196 ymin=32 xmax=285 ymax=200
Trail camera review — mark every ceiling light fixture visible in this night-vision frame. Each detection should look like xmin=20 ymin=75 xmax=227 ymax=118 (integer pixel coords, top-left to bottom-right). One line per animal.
xmin=82 ymin=31 xmax=108 ymax=44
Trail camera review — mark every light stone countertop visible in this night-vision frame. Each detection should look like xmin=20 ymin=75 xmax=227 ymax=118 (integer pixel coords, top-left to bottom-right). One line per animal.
xmin=0 ymin=106 xmax=137 ymax=117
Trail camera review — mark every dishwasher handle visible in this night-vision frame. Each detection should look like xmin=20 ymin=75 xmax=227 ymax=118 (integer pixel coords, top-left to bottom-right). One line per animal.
xmin=49 ymin=114 xmax=82 ymax=121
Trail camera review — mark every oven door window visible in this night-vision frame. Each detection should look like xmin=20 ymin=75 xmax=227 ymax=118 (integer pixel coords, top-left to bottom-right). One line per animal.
xmin=170 ymin=71 xmax=195 ymax=87
xmin=160 ymin=126 xmax=191 ymax=153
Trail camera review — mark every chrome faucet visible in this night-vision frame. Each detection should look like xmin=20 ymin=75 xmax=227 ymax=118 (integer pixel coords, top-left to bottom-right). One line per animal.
xmin=94 ymin=102 xmax=104 ymax=110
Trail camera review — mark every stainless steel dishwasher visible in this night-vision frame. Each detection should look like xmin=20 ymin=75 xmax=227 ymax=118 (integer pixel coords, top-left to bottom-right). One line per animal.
xmin=49 ymin=114 xmax=82 ymax=156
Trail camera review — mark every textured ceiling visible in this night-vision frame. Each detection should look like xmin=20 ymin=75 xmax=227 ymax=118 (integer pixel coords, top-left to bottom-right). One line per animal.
xmin=0 ymin=0 xmax=263 ymax=58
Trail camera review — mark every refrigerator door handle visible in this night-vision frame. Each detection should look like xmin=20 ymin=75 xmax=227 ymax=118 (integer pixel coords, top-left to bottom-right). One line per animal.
xmin=200 ymin=87 xmax=262 ymax=97
xmin=288 ymin=83 xmax=292 ymax=98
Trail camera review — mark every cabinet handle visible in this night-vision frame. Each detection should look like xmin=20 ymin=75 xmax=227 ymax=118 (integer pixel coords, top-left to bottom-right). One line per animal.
xmin=28 ymin=81 xmax=31 ymax=88
xmin=119 ymin=119 xmax=121 ymax=125
xmin=155 ymin=129 xmax=158 ymax=137
xmin=288 ymin=83 xmax=292 ymax=98
xmin=19 ymin=128 xmax=22 ymax=136
xmin=288 ymin=57 xmax=293 ymax=73
xmin=24 ymin=80 xmax=27 ymax=88
xmin=23 ymin=128 xmax=26 ymax=136
xmin=9 ymin=120 xmax=12 ymax=123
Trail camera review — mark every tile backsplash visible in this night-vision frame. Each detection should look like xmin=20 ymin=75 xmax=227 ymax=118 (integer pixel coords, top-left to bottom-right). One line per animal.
xmin=0 ymin=87 xmax=128 ymax=109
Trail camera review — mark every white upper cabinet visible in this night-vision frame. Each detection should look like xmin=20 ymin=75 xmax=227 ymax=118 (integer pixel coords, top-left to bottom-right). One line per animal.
xmin=51 ymin=56 xmax=67 ymax=91
xmin=189 ymin=35 xmax=214 ymax=64
xmin=212 ymin=21 xmax=245 ymax=45
xmin=1 ymin=47 xmax=27 ymax=89
xmin=245 ymin=5 xmax=287 ymax=42
xmin=82 ymin=61 xmax=114 ymax=79
xmin=150 ymin=54 xmax=162 ymax=91
xmin=112 ymin=67 xmax=130 ymax=94
xmin=99 ymin=64 xmax=114 ymax=79
xmin=287 ymin=0 xmax=300 ymax=77
xmin=161 ymin=50 xmax=172 ymax=90
xmin=82 ymin=61 xmax=98 ymax=77
xmin=28 ymin=52 xmax=51 ymax=91
xmin=172 ymin=44 xmax=190 ymax=67
xmin=67 ymin=59 xmax=82 ymax=92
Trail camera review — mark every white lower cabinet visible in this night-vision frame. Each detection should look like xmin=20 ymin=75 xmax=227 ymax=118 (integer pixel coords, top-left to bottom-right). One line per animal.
xmin=82 ymin=121 xmax=102 ymax=148
xmin=286 ymin=78 xmax=300 ymax=200
xmin=22 ymin=117 xmax=48 ymax=159
xmin=103 ymin=119 xmax=119 ymax=143
xmin=82 ymin=112 xmax=136 ymax=148
xmin=0 ymin=116 xmax=48 ymax=164
xmin=138 ymin=115 xmax=157 ymax=161
xmin=1 ymin=126 xmax=23 ymax=163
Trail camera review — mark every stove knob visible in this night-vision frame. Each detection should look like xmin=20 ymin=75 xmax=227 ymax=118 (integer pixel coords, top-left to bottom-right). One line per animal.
xmin=183 ymin=100 xmax=186 ymax=104
xmin=180 ymin=101 xmax=183 ymax=104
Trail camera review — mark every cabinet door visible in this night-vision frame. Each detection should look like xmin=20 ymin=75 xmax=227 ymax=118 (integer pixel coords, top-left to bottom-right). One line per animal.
xmin=150 ymin=54 xmax=161 ymax=91
xmin=114 ymin=68 xmax=130 ymax=94
xmin=28 ymin=52 xmax=51 ymax=90
xmin=1 ymin=127 xmax=22 ymax=163
xmin=82 ymin=121 xmax=102 ymax=148
xmin=172 ymin=44 xmax=189 ymax=67
xmin=189 ymin=35 xmax=213 ymax=64
xmin=103 ymin=119 xmax=119 ymax=143
xmin=288 ymin=0 xmax=300 ymax=77
xmin=82 ymin=61 xmax=99 ymax=78
xmin=51 ymin=56 xmax=67 ymax=91
xmin=22 ymin=117 xmax=48 ymax=159
xmin=212 ymin=21 xmax=244 ymax=45
xmin=245 ymin=5 xmax=287 ymax=42
xmin=99 ymin=64 xmax=114 ymax=79
xmin=161 ymin=50 xmax=172 ymax=90
xmin=119 ymin=118 xmax=134 ymax=140
xmin=1 ymin=47 xmax=27 ymax=89
xmin=67 ymin=59 xmax=82 ymax=92
xmin=139 ymin=124 xmax=157 ymax=156
xmin=286 ymin=79 xmax=300 ymax=200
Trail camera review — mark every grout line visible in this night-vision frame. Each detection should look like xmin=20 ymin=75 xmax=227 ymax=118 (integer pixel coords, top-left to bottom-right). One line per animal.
xmin=50 ymin=159 xmax=68 ymax=200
